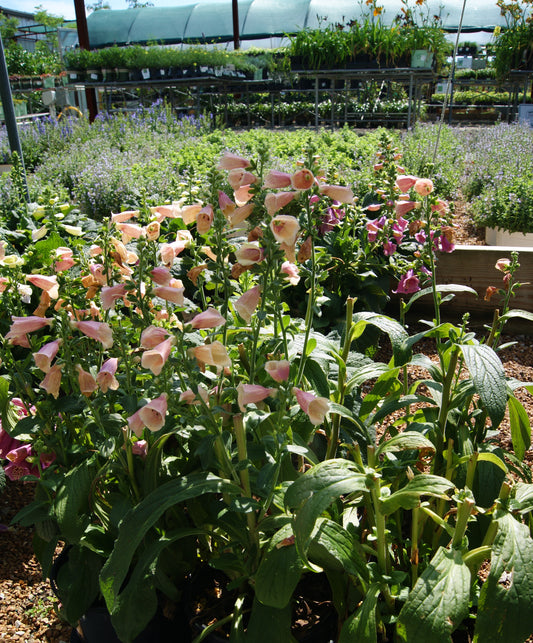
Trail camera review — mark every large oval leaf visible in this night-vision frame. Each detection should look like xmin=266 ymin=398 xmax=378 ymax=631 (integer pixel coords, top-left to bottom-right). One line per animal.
xmin=460 ymin=344 xmax=507 ymax=428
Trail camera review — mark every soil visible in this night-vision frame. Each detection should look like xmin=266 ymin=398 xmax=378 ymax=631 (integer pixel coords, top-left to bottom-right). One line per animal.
xmin=1 ymin=213 xmax=531 ymax=642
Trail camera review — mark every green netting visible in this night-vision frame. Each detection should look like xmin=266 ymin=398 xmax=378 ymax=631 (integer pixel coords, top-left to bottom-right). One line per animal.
xmin=87 ymin=0 xmax=506 ymax=48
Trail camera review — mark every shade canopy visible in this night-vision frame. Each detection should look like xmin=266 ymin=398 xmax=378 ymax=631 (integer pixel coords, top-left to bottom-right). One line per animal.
xmin=87 ymin=0 xmax=506 ymax=48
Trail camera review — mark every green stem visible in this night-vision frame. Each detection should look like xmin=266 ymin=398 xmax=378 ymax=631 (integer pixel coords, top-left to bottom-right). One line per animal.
xmin=411 ymin=506 xmax=420 ymax=587
xmin=234 ymin=414 xmax=258 ymax=551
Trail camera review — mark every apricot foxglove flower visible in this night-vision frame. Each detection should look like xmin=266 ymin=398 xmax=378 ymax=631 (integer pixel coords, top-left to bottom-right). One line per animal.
xmin=191 ymin=308 xmax=226 ymax=329
xmin=71 ymin=320 xmax=113 ymax=349
xmin=40 ymin=363 xmax=64 ymax=399
xmin=193 ymin=341 xmax=231 ymax=370
xmin=180 ymin=204 xmax=203 ymax=225
xmin=54 ymin=247 xmax=75 ymax=272
xmin=111 ymin=209 xmax=139 ymax=223
xmin=265 ymin=359 xmax=290 ymax=383
xmin=145 ymin=221 xmax=160 ymax=241
xmin=6 ymin=316 xmax=52 ymax=341
xmin=150 ymin=266 xmax=173 ymax=286
xmin=395 ymin=201 xmax=418 ymax=217
xmin=270 ymin=215 xmax=300 ymax=246
xmin=235 ymin=242 xmax=264 ymax=266
xmin=33 ymin=339 xmax=61 ymax=373
xmin=141 ymin=337 xmax=174 ymax=376
xmin=237 ymin=383 xmax=277 ymax=412
xmin=234 ymin=184 xmax=254 ymax=206
xmin=291 ymin=169 xmax=314 ymax=190
xmin=495 ymin=258 xmax=511 ymax=272
xmin=76 ymin=365 xmax=98 ymax=397
xmin=414 ymin=178 xmax=434 ymax=196
xmin=218 ymin=190 xmax=236 ymax=218
xmin=229 ymin=203 xmax=254 ymax=227
xmin=196 ymin=205 xmax=214 ymax=234
xmin=234 ymin=286 xmax=261 ymax=323
xmin=217 ymin=151 xmax=250 ymax=170
xmin=292 ymin=387 xmax=330 ymax=425
xmin=97 ymin=358 xmax=120 ymax=393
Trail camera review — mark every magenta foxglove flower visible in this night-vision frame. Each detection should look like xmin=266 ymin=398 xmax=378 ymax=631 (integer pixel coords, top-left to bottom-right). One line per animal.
xmin=383 ymin=241 xmax=397 ymax=256
xmin=393 ymin=270 xmax=420 ymax=295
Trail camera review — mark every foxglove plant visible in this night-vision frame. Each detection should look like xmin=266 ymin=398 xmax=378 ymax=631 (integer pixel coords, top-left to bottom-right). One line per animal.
xmin=0 ymin=141 xmax=531 ymax=643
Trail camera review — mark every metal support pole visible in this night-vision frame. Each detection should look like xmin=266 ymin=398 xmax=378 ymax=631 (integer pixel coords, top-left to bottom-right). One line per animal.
xmin=0 ymin=33 xmax=29 ymax=201
xmin=407 ymin=73 xmax=413 ymax=129
xmin=74 ymin=0 xmax=98 ymax=121
xmin=232 ymin=0 xmax=240 ymax=50
xmin=315 ymin=76 xmax=319 ymax=130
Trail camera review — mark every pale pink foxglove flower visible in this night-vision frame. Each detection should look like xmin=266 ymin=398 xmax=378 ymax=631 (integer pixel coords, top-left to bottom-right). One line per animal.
xmin=140 ymin=325 xmax=171 ymax=349
xmin=54 ymin=247 xmax=75 ymax=272
xmin=150 ymin=266 xmax=173 ymax=286
xmin=227 ymin=168 xmax=257 ymax=190
xmin=145 ymin=221 xmax=160 ymax=241
xmin=263 ymin=170 xmax=292 ymax=189
xmin=160 ymin=240 xmax=188 ymax=265
xmin=292 ymin=387 xmax=330 ymax=426
xmin=127 ymin=409 xmax=145 ymax=437
xmin=97 ymin=358 xmax=120 ymax=393
xmin=111 ymin=209 xmax=139 ymax=223
xmin=76 ymin=365 xmax=98 ymax=397
xmin=229 ymin=203 xmax=254 ymax=227
xmin=495 ymin=258 xmax=511 ymax=272
xmin=26 ymin=275 xmax=59 ymax=300
xmin=234 ymin=184 xmax=254 ymax=206
xmin=101 ymin=284 xmax=127 ymax=310
xmin=319 ymin=184 xmax=354 ymax=204
xmin=6 ymin=316 xmax=52 ymax=341
xmin=395 ymin=175 xmax=418 ymax=192
xmin=40 ymin=363 xmax=64 ymax=399
xmin=237 ymin=383 xmax=277 ymax=412
xmin=281 ymin=261 xmax=300 ymax=285
xmin=264 ymin=192 xmax=298 ymax=216
xmin=180 ymin=204 xmax=202 ymax=225
xmin=217 ymin=151 xmax=250 ymax=170
xmin=71 ymin=320 xmax=113 ymax=349
xmin=33 ymin=339 xmax=61 ymax=373
xmin=270 ymin=215 xmax=300 ymax=246
xmin=193 ymin=341 xmax=231 ymax=370
xmin=234 ymin=286 xmax=261 ymax=323
xmin=190 ymin=308 xmax=226 ymax=329
xmin=154 ymin=283 xmax=185 ymax=306
xmin=131 ymin=440 xmax=148 ymax=458
xmin=138 ymin=393 xmax=168 ymax=432
xmin=218 ymin=190 xmax=236 ymax=218
xmin=395 ymin=201 xmax=418 ymax=217
xmin=265 ymin=360 xmax=290 ymax=383
xmin=141 ymin=337 xmax=174 ymax=376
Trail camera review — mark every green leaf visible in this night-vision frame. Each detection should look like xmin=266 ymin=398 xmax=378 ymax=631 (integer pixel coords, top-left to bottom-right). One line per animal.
xmin=352 ymin=312 xmax=408 ymax=358
xmin=376 ymin=431 xmax=435 ymax=457
xmin=54 ymin=460 xmax=93 ymax=543
xmin=507 ymin=395 xmax=531 ymax=461
xmin=308 ymin=518 xmax=369 ymax=581
xmin=500 ymin=308 xmax=533 ymax=324
xmin=399 ymin=547 xmax=471 ymax=642
xmin=244 ymin=597 xmax=294 ymax=643
xmin=402 ymin=284 xmax=477 ymax=314
xmin=510 ymin=483 xmax=533 ymax=514
xmin=287 ymin=462 xmax=368 ymax=555
xmin=379 ymin=474 xmax=453 ymax=515
xmin=475 ymin=513 xmax=533 ymax=642
xmin=100 ymin=473 xmax=240 ymax=614
xmin=460 ymin=344 xmax=507 ymax=428
xmin=339 ymin=583 xmax=380 ymax=643
xmin=359 ymin=368 xmax=401 ymax=420
xmin=303 ymin=358 xmax=330 ymax=398
xmin=254 ymin=524 xmax=303 ymax=609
